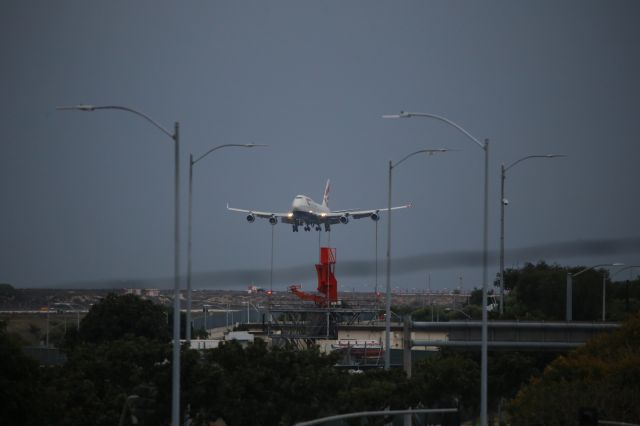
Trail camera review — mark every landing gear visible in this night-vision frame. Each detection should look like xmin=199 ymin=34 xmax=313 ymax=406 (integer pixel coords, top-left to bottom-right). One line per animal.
xmin=304 ymin=225 xmax=311 ymax=232
xmin=315 ymin=226 xmax=321 ymax=231
xmin=324 ymin=223 xmax=331 ymax=232
xmin=292 ymin=224 xmax=299 ymax=232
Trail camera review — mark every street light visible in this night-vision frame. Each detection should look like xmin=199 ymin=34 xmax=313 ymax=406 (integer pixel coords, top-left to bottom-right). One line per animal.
xmin=186 ymin=143 xmax=267 ymax=342
xmin=118 ymin=395 xmax=140 ymax=426
xmin=499 ymin=154 xmax=565 ymax=315
xmin=202 ymin=304 xmax=212 ymax=337
xmin=612 ymin=265 xmax=640 ymax=280
xmin=57 ymin=104 xmax=182 ymax=426
xmin=384 ymin=111 xmax=490 ymax=426
xmin=566 ymin=262 xmax=624 ymax=321
xmin=385 ymin=148 xmax=450 ymax=370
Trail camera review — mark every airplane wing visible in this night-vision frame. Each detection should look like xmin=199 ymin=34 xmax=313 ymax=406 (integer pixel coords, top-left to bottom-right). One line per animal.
xmin=227 ymin=204 xmax=295 ymax=224
xmin=326 ymin=203 xmax=412 ymax=222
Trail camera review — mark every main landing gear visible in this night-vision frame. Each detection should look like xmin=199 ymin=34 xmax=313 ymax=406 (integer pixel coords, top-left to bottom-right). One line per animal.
xmin=292 ymin=223 xmax=330 ymax=232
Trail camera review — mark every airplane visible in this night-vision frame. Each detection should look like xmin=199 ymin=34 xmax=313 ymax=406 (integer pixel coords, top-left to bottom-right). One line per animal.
xmin=227 ymin=179 xmax=411 ymax=232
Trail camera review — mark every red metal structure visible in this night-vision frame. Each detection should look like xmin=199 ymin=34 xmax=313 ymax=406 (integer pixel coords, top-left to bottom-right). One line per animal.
xmin=289 ymin=247 xmax=338 ymax=306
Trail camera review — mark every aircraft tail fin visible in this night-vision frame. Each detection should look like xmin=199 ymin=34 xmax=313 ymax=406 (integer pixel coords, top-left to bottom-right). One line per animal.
xmin=322 ymin=179 xmax=331 ymax=207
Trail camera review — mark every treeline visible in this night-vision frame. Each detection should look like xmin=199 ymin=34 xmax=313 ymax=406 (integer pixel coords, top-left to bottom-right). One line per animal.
xmin=2 ymin=293 xmax=485 ymax=425
xmin=2 ymin=261 xmax=639 ymax=425
xmin=406 ymin=261 xmax=640 ymax=321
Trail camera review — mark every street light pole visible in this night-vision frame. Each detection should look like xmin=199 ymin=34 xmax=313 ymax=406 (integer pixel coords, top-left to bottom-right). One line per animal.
xmin=385 ymin=149 xmax=449 ymax=370
xmin=186 ymin=143 xmax=267 ymax=342
xmin=57 ymin=104 xmax=182 ymax=426
xmin=385 ymin=160 xmax=392 ymax=370
xmin=384 ymin=111 xmax=489 ymax=426
xmin=499 ymin=154 xmax=564 ymax=315
xmin=566 ymin=262 xmax=624 ymax=321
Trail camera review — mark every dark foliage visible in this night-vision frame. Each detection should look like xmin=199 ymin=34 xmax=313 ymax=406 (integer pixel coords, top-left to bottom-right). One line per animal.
xmin=509 ymin=313 xmax=640 ymax=425
xmin=0 ymin=321 xmax=54 ymax=426
xmin=73 ymin=293 xmax=169 ymax=345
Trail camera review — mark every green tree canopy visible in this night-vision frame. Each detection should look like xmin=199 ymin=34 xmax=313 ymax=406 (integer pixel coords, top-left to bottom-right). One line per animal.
xmin=186 ymin=340 xmax=348 ymax=425
xmin=503 ymin=261 xmax=612 ymax=321
xmin=0 ymin=321 xmax=53 ymax=426
xmin=0 ymin=282 xmax=16 ymax=298
xmin=410 ymin=353 xmax=480 ymax=417
xmin=74 ymin=293 xmax=168 ymax=345
xmin=508 ymin=313 xmax=640 ymax=425
xmin=53 ymin=336 xmax=171 ymax=426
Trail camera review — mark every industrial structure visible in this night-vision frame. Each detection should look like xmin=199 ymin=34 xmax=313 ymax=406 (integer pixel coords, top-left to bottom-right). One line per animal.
xmin=267 ymin=247 xmax=382 ymax=363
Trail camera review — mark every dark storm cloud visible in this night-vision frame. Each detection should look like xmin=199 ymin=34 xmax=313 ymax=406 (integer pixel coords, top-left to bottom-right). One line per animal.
xmin=54 ymin=236 xmax=639 ymax=289
xmin=196 ymin=236 xmax=640 ymax=287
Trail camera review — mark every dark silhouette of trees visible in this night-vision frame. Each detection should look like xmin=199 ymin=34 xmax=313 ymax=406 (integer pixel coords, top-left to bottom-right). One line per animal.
xmin=0 ymin=321 xmax=56 ymax=426
xmin=501 ymin=261 xmax=633 ymax=321
xmin=54 ymin=336 xmax=171 ymax=426
xmin=509 ymin=313 xmax=640 ymax=425
xmin=503 ymin=261 xmax=568 ymax=320
xmin=607 ymin=275 xmax=640 ymax=321
xmin=73 ymin=293 xmax=169 ymax=345
xmin=185 ymin=340 xmax=346 ymax=425
xmin=7 ymin=282 xmax=637 ymax=425
xmin=410 ymin=353 xmax=479 ymax=418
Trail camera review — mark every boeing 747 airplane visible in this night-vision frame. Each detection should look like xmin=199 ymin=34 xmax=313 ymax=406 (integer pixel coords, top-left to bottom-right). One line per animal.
xmin=227 ymin=180 xmax=411 ymax=232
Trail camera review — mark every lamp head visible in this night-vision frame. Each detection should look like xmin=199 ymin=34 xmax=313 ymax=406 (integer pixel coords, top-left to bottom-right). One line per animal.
xmin=425 ymin=148 xmax=450 ymax=155
xmin=382 ymin=111 xmax=411 ymax=119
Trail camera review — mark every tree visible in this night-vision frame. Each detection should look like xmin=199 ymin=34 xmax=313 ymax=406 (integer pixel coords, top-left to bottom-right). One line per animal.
xmin=0 ymin=282 xmax=16 ymax=298
xmin=502 ymin=261 xmax=567 ymax=319
xmin=409 ymin=352 xmax=479 ymax=420
xmin=51 ymin=336 xmax=171 ymax=426
xmin=508 ymin=313 xmax=640 ymax=425
xmin=607 ymin=276 xmax=640 ymax=321
xmin=71 ymin=293 xmax=169 ymax=345
xmin=186 ymin=340 xmax=347 ymax=425
xmin=501 ymin=261 xmax=611 ymax=321
xmin=0 ymin=321 xmax=53 ymax=426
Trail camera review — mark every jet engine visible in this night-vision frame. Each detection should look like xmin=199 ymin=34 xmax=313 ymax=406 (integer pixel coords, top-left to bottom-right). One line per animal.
xmin=370 ymin=212 xmax=380 ymax=221
xmin=269 ymin=216 xmax=278 ymax=225
xmin=339 ymin=214 xmax=349 ymax=224
xmin=246 ymin=213 xmax=256 ymax=223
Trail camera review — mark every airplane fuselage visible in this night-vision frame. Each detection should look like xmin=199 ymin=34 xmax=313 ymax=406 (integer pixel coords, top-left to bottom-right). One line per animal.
xmin=290 ymin=195 xmax=331 ymax=231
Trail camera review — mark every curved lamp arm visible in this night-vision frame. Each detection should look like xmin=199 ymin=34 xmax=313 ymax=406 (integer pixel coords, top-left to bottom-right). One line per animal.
xmin=573 ymin=262 xmax=625 ymax=277
xmin=612 ymin=265 xmax=640 ymax=279
xmin=392 ymin=148 xmax=450 ymax=169
xmin=504 ymin=154 xmax=566 ymax=172
xmin=57 ymin=104 xmax=174 ymax=140
xmin=384 ymin=111 xmax=485 ymax=150
xmin=192 ymin=143 xmax=268 ymax=165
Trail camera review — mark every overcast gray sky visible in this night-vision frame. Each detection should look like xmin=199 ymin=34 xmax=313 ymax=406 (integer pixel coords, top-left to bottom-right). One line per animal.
xmin=1 ymin=1 xmax=639 ymax=292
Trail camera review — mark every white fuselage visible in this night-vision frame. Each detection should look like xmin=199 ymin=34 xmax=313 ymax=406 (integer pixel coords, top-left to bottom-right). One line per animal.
xmin=291 ymin=195 xmax=330 ymax=220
